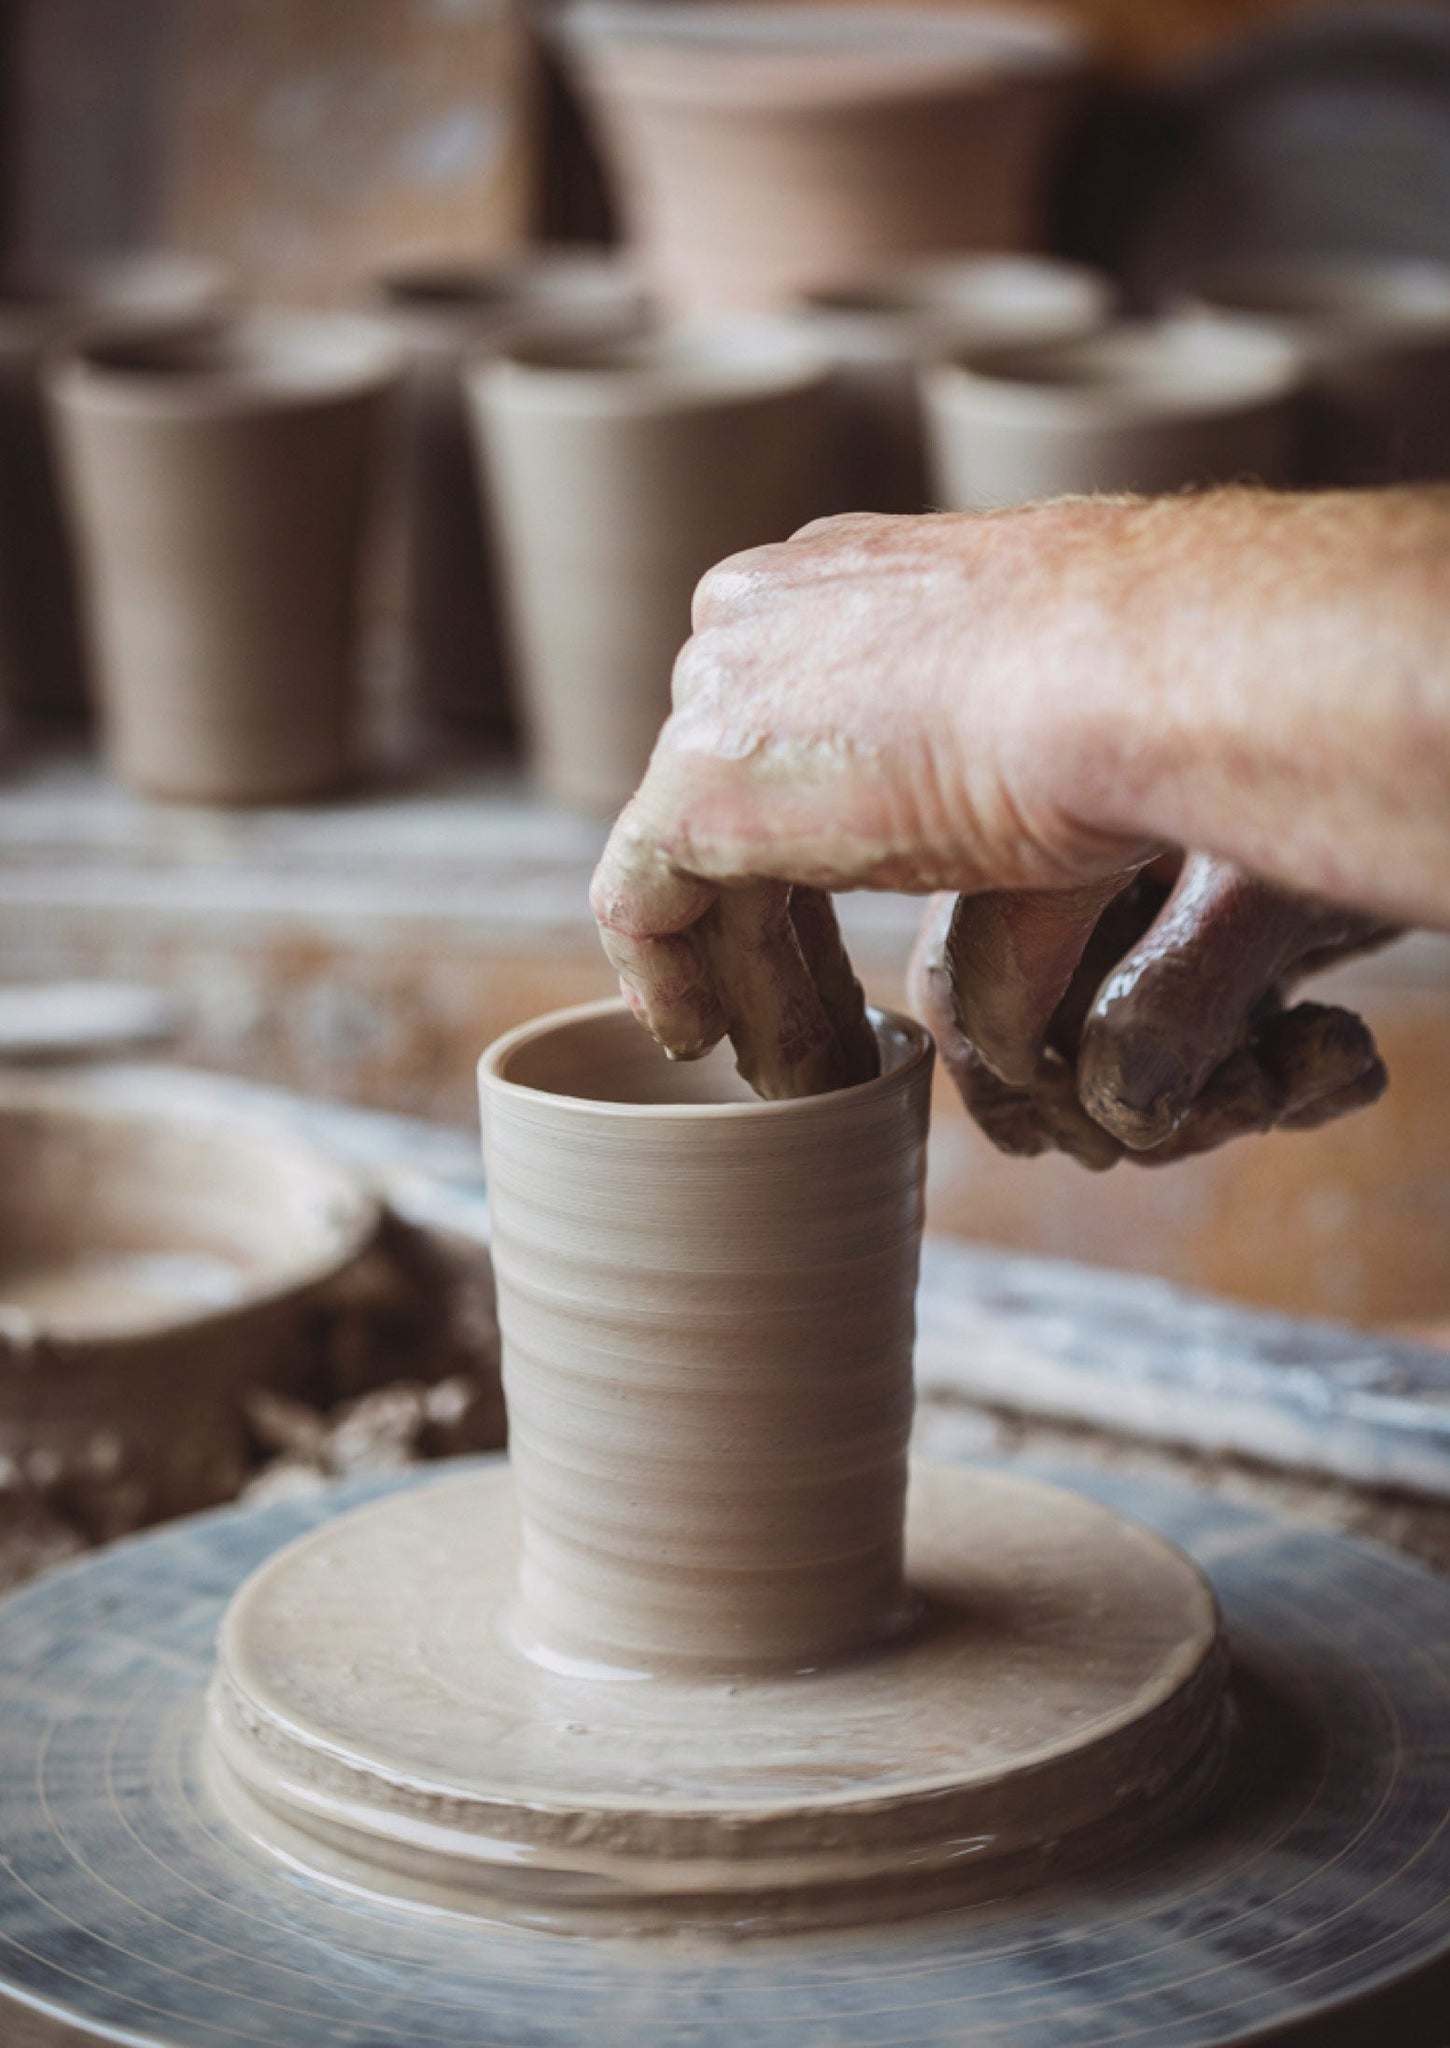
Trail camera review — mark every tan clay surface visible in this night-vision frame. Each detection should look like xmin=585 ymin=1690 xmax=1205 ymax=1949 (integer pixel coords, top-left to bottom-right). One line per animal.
xmin=48 ymin=313 xmax=400 ymax=803
xmin=375 ymin=253 xmax=650 ymax=734
xmin=470 ymin=328 xmax=830 ymax=812
xmin=0 ymin=1085 xmax=380 ymax=1521
xmin=793 ymin=253 xmax=1113 ymax=511
xmin=207 ymin=1459 xmax=1226 ymax=1931
xmin=561 ymin=4 xmax=1089 ymax=311
xmin=924 ymin=314 xmax=1306 ymax=507
xmin=479 ymin=999 xmax=929 ymax=1671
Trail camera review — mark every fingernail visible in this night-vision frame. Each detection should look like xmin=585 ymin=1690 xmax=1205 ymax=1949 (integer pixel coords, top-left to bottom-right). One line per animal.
xmin=1105 ymin=1039 xmax=1192 ymax=1145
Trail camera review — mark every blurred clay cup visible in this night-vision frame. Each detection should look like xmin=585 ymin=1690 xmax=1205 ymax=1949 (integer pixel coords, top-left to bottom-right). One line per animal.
xmin=922 ymin=314 xmax=1307 ymax=510
xmin=468 ymin=321 xmax=831 ymax=814
xmin=790 ymin=253 xmax=1115 ymax=512
xmin=373 ymin=251 xmax=653 ymax=736
xmin=48 ymin=313 xmax=400 ymax=805
xmin=1179 ymin=257 xmax=1450 ymax=486
xmin=556 ymin=3 xmax=1091 ymax=314
xmin=0 ymin=253 xmax=231 ymax=725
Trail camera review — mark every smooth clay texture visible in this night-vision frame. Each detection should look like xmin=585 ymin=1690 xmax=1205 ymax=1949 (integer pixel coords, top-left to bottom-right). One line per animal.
xmin=470 ymin=327 xmax=830 ymax=813
xmin=0 ymin=254 xmax=228 ymax=725
xmin=206 ymin=1459 xmax=1227 ymax=1932
xmin=0 ymin=1080 xmax=378 ymax=1521
xmin=480 ymin=998 xmax=933 ymax=1674
xmin=794 ymin=253 xmax=1113 ymax=512
xmin=559 ymin=3 xmax=1089 ymax=312
xmin=375 ymin=253 xmax=650 ymax=735
xmin=923 ymin=313 xmax=1306 ymax=508
xmin=49 ymin=313 xmax=399 ymax=803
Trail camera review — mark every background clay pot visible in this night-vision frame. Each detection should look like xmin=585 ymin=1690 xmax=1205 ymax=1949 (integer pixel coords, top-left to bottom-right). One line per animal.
xmin=792 ymin=253 xmax=1114 ymax=512
xmin=922 ymin=314 xmax=1306 ymax=509
xmin=49 ymin=314 xmax=400 ymax=804
xmin=0 ymin=1081 xmax=379 ymax=1527
xmin=1179 ymin=257 xmax=1450 ymax=485
xmin=558 ymin=3 xmax=1091 ymax=313
xmin=480 ymin=999 xmax=933 ymax=1674
xmin=374 ymin=251 xmax=651 ymax=738
xmin=0 ymin=253 xmax=230 ymax=727
xmin=468 ymin=322 xmax=830 ymax=814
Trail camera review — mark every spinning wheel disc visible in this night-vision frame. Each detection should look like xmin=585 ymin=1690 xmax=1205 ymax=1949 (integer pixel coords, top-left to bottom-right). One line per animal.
xmin=0 ymin=1456 xmax=1448 ymax=2047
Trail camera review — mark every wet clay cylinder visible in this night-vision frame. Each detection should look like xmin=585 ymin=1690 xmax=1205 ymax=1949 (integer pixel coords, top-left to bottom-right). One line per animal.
xmin=923 ymin=314 xmax=1305 ymax=508
xmin=479 ymin=998 xmax=933 ymax=1673
xmin=0 ymin=255 xmax=229 ymax=726
xmin=48 ymin=315 xmax=399 ymax=804
xmin=374 ymin=254 xmax=650 ymax=737
xmin=469 ymin=326 xmax=829 ymax=814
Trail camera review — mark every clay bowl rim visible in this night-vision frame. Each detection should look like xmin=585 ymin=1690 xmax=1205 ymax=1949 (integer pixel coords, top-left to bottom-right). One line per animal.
xmin=793 ymin=256 xmax=1116 ymax=365
xmin=374 ymin=250 xmax=648 ymax=323
xmin=0 ymin=1094 xmax=383 ymax=1355
xmin=470 ymin=319 xmax=833 ymax=417
xmin=557 ymin=1 xmax=1090 ymax=105
xmin=44 ymin=311 xmax=405 ymax=418
xmin=480 ymin=996 xmax=932 ymax=1122
xmin=0 ymin=251 xmax=234 ymax=345
xmin=1175 ymin=255 xmax=1450 ymax=351
xmin=922 ymin=315 xmax=1309 ymax=430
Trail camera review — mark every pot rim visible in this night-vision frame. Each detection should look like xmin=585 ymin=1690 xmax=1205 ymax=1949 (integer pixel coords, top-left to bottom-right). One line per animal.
xmin=45 ymin=311 xmax=404 ymax=417
xmin=480 ymin=997 xmax=931 ymax=1119
xmin=1176 ymin=255 xmax=1450 ymax=348
xmin=924 ymin=315 xmax=1307 ymax=429
xmin=469 ymin=318 xmax=832 ymax=416
xmin=0 ymin=1093 xmax=382 ymax=1357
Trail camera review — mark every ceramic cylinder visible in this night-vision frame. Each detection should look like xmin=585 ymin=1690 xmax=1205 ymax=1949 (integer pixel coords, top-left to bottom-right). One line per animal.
xmin=49 ymin=315 xmax=400 ymax=804
xmin=1180 ymin=258 xmax=1450 ymax=485
xmin=0 ymin=254 xmax=229 ymax=726
xmin=374 ymin=253 xmax=651 ymax=736
xmin=922 ymin=315 xmax=1305 ymax=509
xmin=557 ymin=3 xmax=1089 ymax=313
xmin=480 ymin=998 xmax=933 ymax=1675
xmin=468 ymin=324 xmax=830 ymax=813
xmin=792 ymin=254 xmax=1114 ymax=511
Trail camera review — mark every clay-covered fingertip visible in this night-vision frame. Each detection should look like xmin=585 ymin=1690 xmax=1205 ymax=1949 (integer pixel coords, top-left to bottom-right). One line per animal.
xmin=1081 ymin=1038 xmax=1194 ymax=1150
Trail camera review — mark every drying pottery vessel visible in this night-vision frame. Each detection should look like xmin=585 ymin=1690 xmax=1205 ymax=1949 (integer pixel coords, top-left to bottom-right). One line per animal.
xmin=1180 ymin=256 xmax=1450 ymax=484
xmin=557 ymin=3 xmax=1091 ymax=313
xmin=792 ymin=253 xmax=1114 ymax=511
xmin=202 ymin=997 xmax=1227 ymax=1931
xmin=0 ymin=253 xmax=229 ymax=726
xmin=0 ymin=1079 xmax=378 ymax=1527
xmin=468 ymin=322 xmax=830 ymax=812
xmin=922 ymin=314 xmax=1305 ymax=508
xmin=374 ymin=251 xmax=651 ymax=735
xmin=49 ymin=314 xmax=400 ymax=804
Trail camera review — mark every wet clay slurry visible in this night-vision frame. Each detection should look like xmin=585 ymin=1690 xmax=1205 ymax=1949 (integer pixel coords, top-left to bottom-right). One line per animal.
xmin=206 ymin=1001 xmax=1228 ymax=1931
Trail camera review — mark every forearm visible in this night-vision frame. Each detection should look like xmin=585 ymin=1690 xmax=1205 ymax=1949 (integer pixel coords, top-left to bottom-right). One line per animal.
xmin=1048 ymin=488 xmax=1450 ymax=929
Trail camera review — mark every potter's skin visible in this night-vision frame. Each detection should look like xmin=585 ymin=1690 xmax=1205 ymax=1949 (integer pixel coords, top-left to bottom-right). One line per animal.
xmin=592 ymin=487 xmax=1450 ymax=1160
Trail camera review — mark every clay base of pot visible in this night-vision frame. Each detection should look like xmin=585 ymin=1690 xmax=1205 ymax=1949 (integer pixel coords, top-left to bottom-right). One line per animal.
xmin=206 ymin=1461 xmax=1227 ymax=1933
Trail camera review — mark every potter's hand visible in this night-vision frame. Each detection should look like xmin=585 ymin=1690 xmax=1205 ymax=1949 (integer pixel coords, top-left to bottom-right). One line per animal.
xmin=909 ymin=860 xmax=1390 ymax=1170
xmin=593 ymin=494 xmax=1446 ymax=1133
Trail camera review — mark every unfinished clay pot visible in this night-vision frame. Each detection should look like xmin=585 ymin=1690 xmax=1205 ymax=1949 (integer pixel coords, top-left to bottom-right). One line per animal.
xmin=374 ymin=251 xmax=651 ymax=736
xmin=557 ymin=3 xmax=1091 ymax=313
xmin=468 ymin=322 xmax=830 ymax=813
xmin=480 ymin=997 xmax=933 ymax=1673
xmin=0 ymin=253 xmax=230 ymax=726
xmin=792 ymin=253 xmax=1114 ymax=511
xmin=48 ymin=314 xmax=401 ymax=804
xmin=0 ymin=1079 xmax=379 ymax=1527
xmin=922 ymin=314 xmax=1305 ymax=509
xmin=1180 ymin=257 xmax=1450 ymax=484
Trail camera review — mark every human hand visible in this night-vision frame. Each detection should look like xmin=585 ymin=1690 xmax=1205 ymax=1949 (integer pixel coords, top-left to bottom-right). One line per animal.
xmin=591 ymin=504 xmax=1394 ymax=1148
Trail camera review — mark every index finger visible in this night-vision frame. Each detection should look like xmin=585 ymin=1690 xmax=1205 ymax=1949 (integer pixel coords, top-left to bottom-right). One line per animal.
xmin=590 ymin=798 xmax=726 ymax=1060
